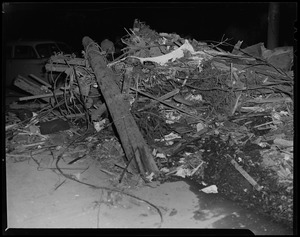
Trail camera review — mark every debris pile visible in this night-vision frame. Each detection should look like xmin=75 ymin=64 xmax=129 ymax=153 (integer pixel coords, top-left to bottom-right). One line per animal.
xmin=6 ymin=19 xmax=294 ymax=227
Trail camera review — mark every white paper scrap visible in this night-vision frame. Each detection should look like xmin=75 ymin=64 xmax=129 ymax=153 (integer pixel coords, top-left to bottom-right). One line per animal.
xmin=156 ymin=153 xmax=166 ymax=159
xmin=164 ymin=132 xmax=181 ymax=141
xmin=201 ymin=185 xmax=218 ymax=194
xmin=174 ymin=166 xmax=192 ymax=178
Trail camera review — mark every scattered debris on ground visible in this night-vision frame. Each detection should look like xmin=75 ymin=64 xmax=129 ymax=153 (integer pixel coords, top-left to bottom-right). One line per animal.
xmin=5 ymin=19 xmax=294 ymax=228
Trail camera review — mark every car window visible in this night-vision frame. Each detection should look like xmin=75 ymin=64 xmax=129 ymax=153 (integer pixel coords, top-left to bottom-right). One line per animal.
xmin=57 ymin=43 xmax=72 ymax=54
xmin=14 ymin=45 xmax=37 ymax=59
xmin=36 ymin=43 xmax=60 ymax=58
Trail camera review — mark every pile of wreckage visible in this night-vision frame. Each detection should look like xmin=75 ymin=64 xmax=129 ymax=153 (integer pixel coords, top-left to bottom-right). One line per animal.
xmin=6 ymin=19 xmax=294 ymax=227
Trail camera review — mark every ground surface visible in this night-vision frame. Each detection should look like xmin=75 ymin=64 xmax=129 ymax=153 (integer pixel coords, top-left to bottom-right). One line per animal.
xmin=5 ymin=154 xmax=293 ymax=234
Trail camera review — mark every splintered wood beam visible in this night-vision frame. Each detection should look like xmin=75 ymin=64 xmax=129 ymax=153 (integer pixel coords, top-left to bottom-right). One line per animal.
xmin=82 ymin=36 xmax=158 ymax=176
xmin=14 ymin=75 xmax=49 ymax=102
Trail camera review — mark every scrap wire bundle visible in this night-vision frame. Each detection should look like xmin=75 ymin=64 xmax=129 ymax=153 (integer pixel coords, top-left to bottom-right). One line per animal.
xmin=46 ymin=53 xmax=105 ymax=123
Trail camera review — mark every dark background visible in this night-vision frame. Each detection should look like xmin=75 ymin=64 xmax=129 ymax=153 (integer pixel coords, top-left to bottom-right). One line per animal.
xmin=3 ymin=2 xmax=297 ymax=52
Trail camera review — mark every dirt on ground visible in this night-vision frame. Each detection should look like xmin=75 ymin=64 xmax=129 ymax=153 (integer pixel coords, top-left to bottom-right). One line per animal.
xmin=4 ymin=138 xmax=293 ymax=234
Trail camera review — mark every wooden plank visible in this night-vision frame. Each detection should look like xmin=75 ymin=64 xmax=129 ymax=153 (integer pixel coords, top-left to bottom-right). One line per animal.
xmin=49 ymin=56 xmax=87 ymax=66
xmin=18 ymin=91 xmax=63 ymax=101
xmin=45 ymin=63 xmax=68 ymax=72
xmin=82 ymin=36 xmax=158 ymax=176
xmin=29 ymin=74 xmax=51 ymax=87
xmin=14 ymin=75 xmax=49 ymax=102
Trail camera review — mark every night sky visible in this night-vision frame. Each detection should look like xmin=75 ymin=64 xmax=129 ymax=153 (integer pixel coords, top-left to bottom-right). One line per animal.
xmin=3 ymin=2 xmax=297 ymax=52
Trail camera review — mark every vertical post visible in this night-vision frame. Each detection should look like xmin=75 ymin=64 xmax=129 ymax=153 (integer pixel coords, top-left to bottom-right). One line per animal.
xmin=267 ymin=2 xmax=280 ymax=49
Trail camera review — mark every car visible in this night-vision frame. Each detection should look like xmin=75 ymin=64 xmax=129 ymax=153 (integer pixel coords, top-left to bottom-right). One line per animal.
xmin=5 ymin=39 xmax=75 ymax=88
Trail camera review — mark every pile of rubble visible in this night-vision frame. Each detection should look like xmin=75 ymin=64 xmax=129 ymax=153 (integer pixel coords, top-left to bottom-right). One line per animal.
xmin=6 ymin=19 xmax=294 ymax=227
